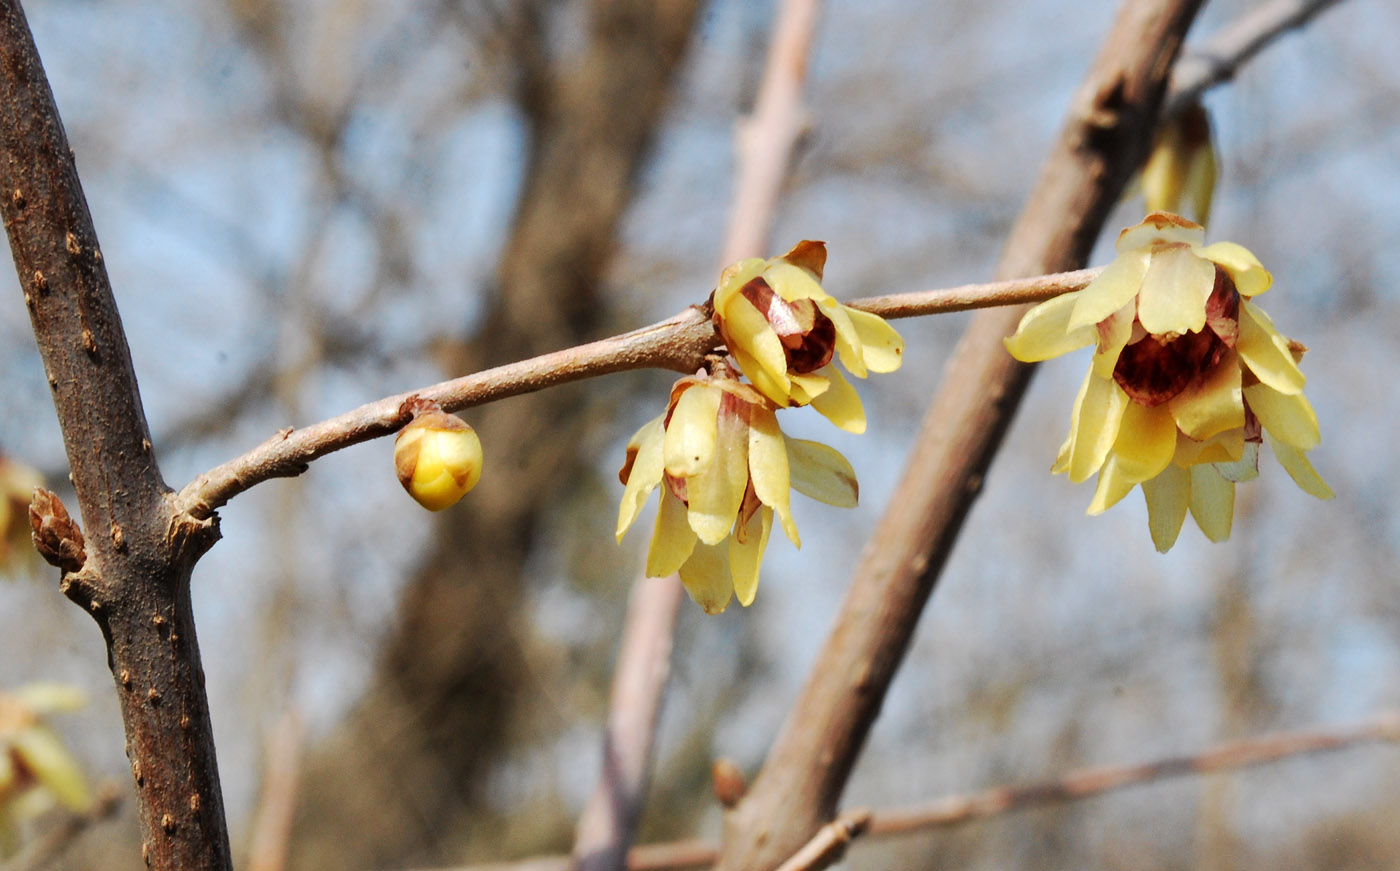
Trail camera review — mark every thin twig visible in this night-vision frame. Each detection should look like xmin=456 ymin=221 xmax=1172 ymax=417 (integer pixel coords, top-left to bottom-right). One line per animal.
xmin=244 ymin=710 xmax=305 ymax=871
xmin=1168 ymin=0 xmax=1346 ymax=114
xmin=414 ymin=711 xmax=1400 ymax=871
xmin=769 ymin=811 xmax=870 ymax=871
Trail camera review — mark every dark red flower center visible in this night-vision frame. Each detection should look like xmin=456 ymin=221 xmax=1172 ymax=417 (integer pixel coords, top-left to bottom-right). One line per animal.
xmin=1113 ymin=268 xmax=1239 ymax=406
xmin=739 ymin=277 xmax=836 ymax=373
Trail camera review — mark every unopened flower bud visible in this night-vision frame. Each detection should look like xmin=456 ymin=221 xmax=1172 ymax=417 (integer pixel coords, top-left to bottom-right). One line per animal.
xmin=394 ymin=402 xmax=482 ymax=511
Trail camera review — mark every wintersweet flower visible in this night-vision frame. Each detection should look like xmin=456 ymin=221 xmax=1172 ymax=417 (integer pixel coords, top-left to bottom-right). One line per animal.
xmin=711 ymin=241 xmax=904 ymax=434
xmin=1140 ymin=102 xmax=1217 ymax=225
xmin=0 ymin=683 xmax=92 ymax=857
xmin=394 ymin=401 xmax=483 ymax=511
xmin=617 ymin=366 xmax=858 ymax=614
xmin=1005 ymin=212 xmax=1331 ymax=551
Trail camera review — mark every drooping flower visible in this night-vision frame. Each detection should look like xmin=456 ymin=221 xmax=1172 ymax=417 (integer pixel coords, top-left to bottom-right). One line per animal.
xmin=711 ymin=241 xmax=904 ymax=434
xmin=394 ymin=400 xmax=483 ymax=511
xmin=0 ymin=457 xmax=42 ymax=577
xmin=617 ymin=366 xmax=858 ymax=614
xmin=1140 ymin=102 xmax=1217 ymax=225
xmin=0 ymin=683 xmax=92 ymax=857
xmin=1005 ymin=212 xmax=1331 ymax=551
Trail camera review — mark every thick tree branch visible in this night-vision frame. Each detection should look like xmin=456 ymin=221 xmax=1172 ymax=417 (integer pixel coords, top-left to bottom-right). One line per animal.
xmin=1 ymin=1 xmax=231 ymax=869
xmin=715 ymin=2 xmax=1206 ymax=869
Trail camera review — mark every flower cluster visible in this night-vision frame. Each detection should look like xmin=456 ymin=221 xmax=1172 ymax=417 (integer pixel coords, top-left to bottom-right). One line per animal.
xmin=0 ymin=683 xmax=92 ymax=857
xmin=617 ymin=366 xmax=858 ymax=614
xmin=1005 ymin=212 xmax=1330 ymax=551
xmin=712 ymin=241 xmax=904 ymax=433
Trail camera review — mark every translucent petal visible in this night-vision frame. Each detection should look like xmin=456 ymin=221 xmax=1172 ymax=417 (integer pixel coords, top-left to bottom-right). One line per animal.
xmin=809 ymin=366 xmax=867 ymax=434
xmin=1196 ymin=241 xmax=1272 ymax=297
xmin=764 ymin=261 xmax=831 ymax=304
xmin=664 ymin=384 xmax=721 ymax=477
xmin=11 ymin=726 xmax=91 ymax=811
xmin=1090 ymin=302 xmax=1136 ymax=379
xmin=686 ymin=403 xmax=751 ymax=545
xmin=646 ymin=486 xmax=697 ymax=577
xmin=1237 ymin=300 xmax=1304 ymax=395
xmin=720 ymin=295 xmax=791 ymax=392
xmin=715 ymin=259 xmax=765 ymax=307
xmin=1087 ymin=456 xmax=1139 ymax=514
xmin=1068 ymin=370 xmax=1129 ymax=484
xmin=748 ymin=407 xmax=798 ymax=546
xmin=846 ymin=307 xmax=905 ymax=373
xmin=1116 ymin=216 xmax=1205 ymax=252
xmin=729 ymin=506 xmax=773 ymax=607
xmin=1050 ymin=429 xmax=1073 ymax=474
xmin=1136 ymin=245 xmax=1216 ymax=336
xmin=1168 ymin=353 xmax=1243 ymax=440
xmin=1142 ymin=463 xmax=1191 ymax=552
xmin=820 ymin=300 xmax=868 ymax=379
xmin=1265 ymin=432 xmax=1334 ymax=499
xmin=1187 ymin=145 xmax=1217 ymax=226
xmin=787 ymin=438 xmax=859 ymax=508
xmin=1069 ymin=250 xmax=1150 ymax=332
xmin=1215 ymin=441 xmax=1261 ymax=483
xmin=1107 ymin=400 xmax=1177 ymax=482
xmin=678 ymin=542 xmax=733 ymax=614
xmin=616 ymin=417 xmax=666 ymax=541
xmin=1173 ymin=427 xmax=1243 ymax=468
xmin=1188 ymin=464 xmax=1234 ymax=542
xmin=1004 ymin=293 xmax=1096 ymax=362
xmin=1244 ymin=383 xmax=1320 ymax=451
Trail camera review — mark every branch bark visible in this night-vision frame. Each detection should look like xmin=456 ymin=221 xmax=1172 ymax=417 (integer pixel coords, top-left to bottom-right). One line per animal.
xmin=0 ymin=1 xmax=230 ymax=869
xmin=716 ymin=2 xmax=1206 ymax=869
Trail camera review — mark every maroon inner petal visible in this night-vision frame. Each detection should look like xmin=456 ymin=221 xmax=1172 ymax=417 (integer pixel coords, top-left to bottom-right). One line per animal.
xmin=1204 ymin=268 xmax=1240 ymax=348
xmin=740 ymin=277 xmax=836 ymax=373
xmin=1113 ymin=327 xmax=1228 ymax=407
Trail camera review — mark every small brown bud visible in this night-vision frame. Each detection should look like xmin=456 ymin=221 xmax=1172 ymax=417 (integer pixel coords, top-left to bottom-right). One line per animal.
xmin=711 ymin=757 xmax=748 ymax=808
xmin=29 ymin=487 xmax=86 ymax=573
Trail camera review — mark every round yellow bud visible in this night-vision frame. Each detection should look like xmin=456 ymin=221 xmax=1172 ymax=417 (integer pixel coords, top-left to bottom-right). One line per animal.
xmin=394 ymin=409 xmax=483 ymax=511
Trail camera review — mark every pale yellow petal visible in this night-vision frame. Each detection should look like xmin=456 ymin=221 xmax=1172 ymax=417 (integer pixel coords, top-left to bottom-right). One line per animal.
xmin=1087 ymin=456 xmax=1139 ymax=514
xmin=646 ymin=486 xmax=697 ymax=577
xmin=714 ymin=258 xmax=765 ymax=307
xmin=1186 ymin=145 xmax=1217 ymax=226
xmin=1068 ymin=249 xmax=1150 ymax=332
xmin=720 ymin=294 xmax=791 ymax=391
xmin=1173 ymin=427 xmax=1243 ymax=468
xmin=809 ymin=366 xmax=866 ymax=434
xmin=1067 ymin=370 xmax=1129 ymax=484
xmin=748 ymin=407 xmax=798 ymax=546
xmin=1244 ymin=383 xmax=1320 ymax=451
xmin=820 ymin=300 xmax=868 ymax=379
xmin=763 ymin=260 xmax=832 ymax=304
xmin=1237 ymin=300 xmax=1304 ymax=395
xmin=787 ymin=438 xmax=859 ymax=508
xmin=664 ymin=384 xmax=721 ymax=477
xmin=734 ymin=346 xmax=795 ymax=407
xmin=1265 ymin=432 xmax=1333 ymax=499
xmin=1136 ymin=245 xmax=1216 ymax=336
xmin=13 ymin=684 xmax=87 ymax=715
xmin=1188 ymin=464 xmax=1234 ymax=542
xmin=678 ymin=542 xmax=733 ymax=615
xmin=1168 ymin=353 xmax=1243 ymax=440
xmin=845 ymin=306 xmax=904 ymax=373
xmin=1142 ymin=463 xmax=1191 ymax=552
xmin=616 ymin=417 xmax=666 ymax=541
xmin=1004 ymin=293 xmax=1096 ymax=362
xmin=1196 ymin=241 xmax=1271 ymax=297
xmin=787 ymin=371 xmax=830 ymax=404
xmin=11 ymin=726 xmax=91 ymax=811
xmin=1107 ymin=400 xmax=1177 ymax=482
xmin=1116 ymin=215 xmax=1205 ymax=252
xmin=686 ymin=402 xmax=750 ymax=545
xmin=729 ymin=506 xmax=773 ymax=607
xmin=1050 ymin=429 xmax=1073 ymax=475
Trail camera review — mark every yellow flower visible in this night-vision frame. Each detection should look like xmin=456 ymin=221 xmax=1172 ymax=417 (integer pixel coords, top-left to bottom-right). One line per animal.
xmin=1140 ymin=102 xmax=1217 ymax=225
xmin=617 ymin=367 xmax=858 ymax=614
xmin=711 ymin=241 xmax=904 ymax=434
xmin=394 ymin=403 xmax=483 ymax=511
xmin=0 ymin=457 xmax=42 ymax=577
xmin=0 ymin=683 xmax=92 ymax=858
xmin=1005 ymin=212 xmax=1331 ymax=552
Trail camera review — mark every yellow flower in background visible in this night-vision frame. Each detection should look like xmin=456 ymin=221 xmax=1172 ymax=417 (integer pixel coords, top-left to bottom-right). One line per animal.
xmin=1005 ymin=212 xmax=1331 ymax=552
xmin=1140 ymin=102 xmax=1217 ymax=225
xmin=0 ymin=683 xmax=92 ymax=858
xmin=0 ymin=457 xmax=42 ymax=576
xmin=617 ymin=367 xmax=858 ymax=614
xmin=711 ymin=241 xmax=904 ymax=434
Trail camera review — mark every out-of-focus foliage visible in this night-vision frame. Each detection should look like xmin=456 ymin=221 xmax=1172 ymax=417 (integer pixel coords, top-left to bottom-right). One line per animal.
xmin=0 ymin=0 xmax=1397 ymax=869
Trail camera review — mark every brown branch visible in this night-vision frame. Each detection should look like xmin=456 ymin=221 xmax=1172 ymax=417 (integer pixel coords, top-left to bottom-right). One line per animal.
xmin=1168 ymin=0 xmax=1346 ymax=114
xmin=415 ymin=712 xmax=1400 ymax=871
xmin=715 ymin=2 xmax=1207 ymax=869
xmin=1 ymin=2 xmax=231 ymax=870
